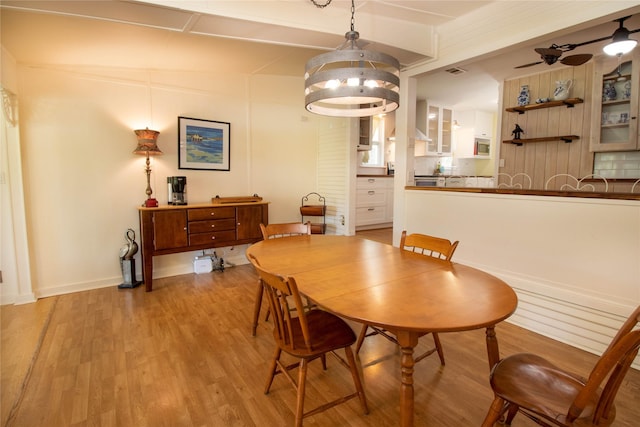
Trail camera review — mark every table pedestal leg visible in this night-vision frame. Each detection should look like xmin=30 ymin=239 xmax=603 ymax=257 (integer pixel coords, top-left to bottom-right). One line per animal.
xmin=396 ymin=331 xmax=419 ymax=427
xmin=485 ymin=326 xmax=500 ymax=370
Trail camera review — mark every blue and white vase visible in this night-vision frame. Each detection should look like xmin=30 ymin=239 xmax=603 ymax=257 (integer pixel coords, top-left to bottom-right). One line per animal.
xmin=603 ymin=81 xmax=617 ymax=101
xmin=517 ymin=85 xmax=530 ymax=106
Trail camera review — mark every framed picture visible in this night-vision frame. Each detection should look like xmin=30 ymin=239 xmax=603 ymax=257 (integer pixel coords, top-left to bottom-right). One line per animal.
xmin=178 ymin=116 xmax=230 ymax=171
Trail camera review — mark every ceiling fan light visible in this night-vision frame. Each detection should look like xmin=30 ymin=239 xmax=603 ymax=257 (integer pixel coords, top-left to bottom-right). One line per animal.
xmin=603 ymin=39 xmax=637 ymax=56
xmin=603 ymin=27 xmax=637 ymax=56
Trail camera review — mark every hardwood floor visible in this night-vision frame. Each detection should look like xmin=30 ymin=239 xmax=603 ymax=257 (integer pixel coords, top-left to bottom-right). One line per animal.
xmin=2 ymin=233 xmax=639 ymax=426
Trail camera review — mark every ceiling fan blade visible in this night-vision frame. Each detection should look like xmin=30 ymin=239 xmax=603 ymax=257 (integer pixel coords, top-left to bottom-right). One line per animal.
xmin=561 ymin=53 xmax=593 ymax=66
xmin=515 ymin=61 xmax=543 ymax=69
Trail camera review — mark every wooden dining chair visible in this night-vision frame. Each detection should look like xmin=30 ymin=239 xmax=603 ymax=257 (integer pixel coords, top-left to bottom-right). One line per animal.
xmin=251 ymin=222 xmax=311 ymax=336
xmin=355 ymin=230 xmax=459 ymax=365
xmin=481 ymin=305 xmax=640 ymax=427
xmin=248 ymin=254 xmax=369 ymax=427
xmin=259 ymin=222 xmax=311 ymax=240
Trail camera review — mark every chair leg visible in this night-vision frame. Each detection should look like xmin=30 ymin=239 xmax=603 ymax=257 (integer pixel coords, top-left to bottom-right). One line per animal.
xmin=355 ymin=324 xmax=369 ymax=354
xmin=294 ymin=358 xmax=308 ymax=427
xmin=344 ymin=346 xmax=369 ymax=414
xmin=264 ymin=347 xmax=281 ymax=394
xmin=481 ymin=396 xmax=507 ymax=427
xmin=432 ymin=332 xmax=445 ymax=365
xmin=505 ymin=403 xmax=519 ymax=425
xmin=252 ymin=279 xmax=265 ymax=336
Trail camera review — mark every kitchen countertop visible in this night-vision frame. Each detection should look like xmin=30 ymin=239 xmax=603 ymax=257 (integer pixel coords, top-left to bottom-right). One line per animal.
xmin=405 ymin=185 xmax=640 ymax=201
xmin=357 ymin=174 xmax=394 ymax=178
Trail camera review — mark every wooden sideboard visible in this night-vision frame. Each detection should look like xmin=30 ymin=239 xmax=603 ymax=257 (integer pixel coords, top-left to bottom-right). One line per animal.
xmin=138 ymin=202 xmax=269 ymax=291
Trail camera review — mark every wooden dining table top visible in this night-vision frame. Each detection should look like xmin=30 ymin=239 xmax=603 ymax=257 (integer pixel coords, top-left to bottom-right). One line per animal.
xmin=246 ymin=234 xmax=518 ymax=334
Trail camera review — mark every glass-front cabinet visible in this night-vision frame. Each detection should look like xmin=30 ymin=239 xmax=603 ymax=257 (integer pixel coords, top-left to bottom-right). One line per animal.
xmin=590 ymin=50 xmax=639 ymax=152
xmin=426 ymin=104 xmax=453 ymax=155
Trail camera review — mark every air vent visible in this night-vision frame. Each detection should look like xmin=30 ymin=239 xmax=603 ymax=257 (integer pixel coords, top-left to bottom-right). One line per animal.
xmin=445 ymin=67 xmax=467 ymax=75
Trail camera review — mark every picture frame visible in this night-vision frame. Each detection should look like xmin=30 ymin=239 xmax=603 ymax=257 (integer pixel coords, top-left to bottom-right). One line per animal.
xmin=178 ymin=116 xmax=230 ymax=171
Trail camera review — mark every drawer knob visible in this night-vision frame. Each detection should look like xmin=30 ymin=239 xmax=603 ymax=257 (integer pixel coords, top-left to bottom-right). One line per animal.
xmin=211 ymin=236 xmax=216 ymax=240
xmin=211 ymin=224 xmax=215 ymax=228
xmin=368 ymin=190 xmax=375 ymax=195
xmin=210 ymin=212 xmax=215 ymax=216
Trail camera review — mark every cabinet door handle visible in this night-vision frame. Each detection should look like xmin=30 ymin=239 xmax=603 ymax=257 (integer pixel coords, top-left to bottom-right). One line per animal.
xmin=368 ymin=178 xmax=375 ymax=183
xmin=368 ymin=208 xmax=375 ymax=211
xmin=368 ymin=190 xmax=375 ymax=195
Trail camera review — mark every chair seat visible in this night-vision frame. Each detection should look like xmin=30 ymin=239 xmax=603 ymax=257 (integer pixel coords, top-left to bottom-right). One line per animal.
xmin=491 ymin=353 xmax=599 ymax=425
xmin=276 ymin=310 xmax=357 ymax=357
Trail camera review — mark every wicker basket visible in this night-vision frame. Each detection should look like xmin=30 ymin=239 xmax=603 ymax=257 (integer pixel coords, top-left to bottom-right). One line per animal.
xmin=300 ymin=205 xmax=326 ymax=216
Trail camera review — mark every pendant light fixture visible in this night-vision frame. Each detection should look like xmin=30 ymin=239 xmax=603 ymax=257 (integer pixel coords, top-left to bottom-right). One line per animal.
xmin=603 ymin=16 xmax=638 ymax=56
xmin=304 ymin=0 xmax=400 ymax=117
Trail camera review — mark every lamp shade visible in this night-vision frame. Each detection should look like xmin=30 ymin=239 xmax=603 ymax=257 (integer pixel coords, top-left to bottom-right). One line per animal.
xmin=133 ymin=128 xmax=162 ymax=155
xmin=603 ymin=26 xmax=638 ymax=56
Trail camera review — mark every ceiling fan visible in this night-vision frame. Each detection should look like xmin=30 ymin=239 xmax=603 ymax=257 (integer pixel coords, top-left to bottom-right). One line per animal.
xmin=515 ymin=16 xmax=640 ymax=69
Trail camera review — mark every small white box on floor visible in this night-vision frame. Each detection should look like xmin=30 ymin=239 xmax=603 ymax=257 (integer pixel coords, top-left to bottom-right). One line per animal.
xmin=193 ymin=256 xmax=212 ymax=274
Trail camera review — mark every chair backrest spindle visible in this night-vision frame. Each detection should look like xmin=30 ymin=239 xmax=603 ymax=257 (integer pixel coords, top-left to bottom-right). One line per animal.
xmin=400 ymin=230 xmax=459 ymax=261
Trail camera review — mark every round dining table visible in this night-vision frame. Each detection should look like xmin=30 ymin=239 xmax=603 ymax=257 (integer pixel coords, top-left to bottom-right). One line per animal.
xmin=246 ymin=234 xmax=518 ymax=427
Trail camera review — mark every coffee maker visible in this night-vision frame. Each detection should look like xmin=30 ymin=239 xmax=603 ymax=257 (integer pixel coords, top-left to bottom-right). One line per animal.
xmin=167 ymin=176 xmax=187 ymax=205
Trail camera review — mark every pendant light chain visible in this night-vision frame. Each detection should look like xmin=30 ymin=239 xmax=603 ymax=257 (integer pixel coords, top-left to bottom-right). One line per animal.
xmin=310 ymin=0 xmax=332 ymax=8
xmin=350 ymin=0 xmax=355 ymax=32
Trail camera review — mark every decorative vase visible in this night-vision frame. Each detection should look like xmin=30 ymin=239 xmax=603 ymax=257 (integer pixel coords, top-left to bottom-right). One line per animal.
xmin=603 ymin=80 xmax=617 ymax=101
xmin=622 ymin=80 xmax=632 ymax=100
xmin=553 ymin=79 xmax=573 ymax=101
xmin=517 ymin=85 xmax=530 ymax=106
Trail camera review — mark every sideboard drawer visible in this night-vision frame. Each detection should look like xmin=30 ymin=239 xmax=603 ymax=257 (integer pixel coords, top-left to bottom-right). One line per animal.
xmin=188 ymin=219 xmax=237 ymax=234
xmin=187 ymin=207 xmax=236 ymax=221
xmin=189 ymin=230 xmax=237 ymax=246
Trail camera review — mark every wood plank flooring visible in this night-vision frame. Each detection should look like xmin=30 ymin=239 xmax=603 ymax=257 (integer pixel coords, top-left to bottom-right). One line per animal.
xmin=2 ymin=229 xmax=639 ymax=426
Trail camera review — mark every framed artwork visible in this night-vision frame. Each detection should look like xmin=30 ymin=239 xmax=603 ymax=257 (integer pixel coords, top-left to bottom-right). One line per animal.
xmin=178 ymin=116 xmax=230 ymax=171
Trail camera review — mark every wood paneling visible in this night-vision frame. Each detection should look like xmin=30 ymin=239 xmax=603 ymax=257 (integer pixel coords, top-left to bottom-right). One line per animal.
xmin=500 ymin=63 xmax=596 ymax=190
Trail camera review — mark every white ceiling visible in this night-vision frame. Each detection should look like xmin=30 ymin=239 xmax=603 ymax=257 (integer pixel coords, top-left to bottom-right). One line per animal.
xmin=2 ymin=1 xmax=640 ymax=113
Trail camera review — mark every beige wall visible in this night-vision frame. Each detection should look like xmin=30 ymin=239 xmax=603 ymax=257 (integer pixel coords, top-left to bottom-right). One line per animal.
xmin=9 ymin=63 xmax=346 ymax=299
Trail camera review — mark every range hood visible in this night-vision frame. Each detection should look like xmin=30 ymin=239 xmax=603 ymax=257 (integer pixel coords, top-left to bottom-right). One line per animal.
xmin=388 ymin=128 xmax=429 ymax=141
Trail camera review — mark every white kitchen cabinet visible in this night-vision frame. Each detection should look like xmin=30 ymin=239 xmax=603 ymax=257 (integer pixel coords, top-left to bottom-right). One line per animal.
xmin=358 ymin=115 xmax=372 ymax=151
xmin=356 ymin=177 xmax=394 ymax=228
xmin=425 ymin=103 xmax=453 ymax=155
xmin=454 ymin=110 xmax=494 ymax=158
xmin=471 ymin=110 xmax=494 ymax=138
xmin=590 ymin=50 xmax=639 ymax=152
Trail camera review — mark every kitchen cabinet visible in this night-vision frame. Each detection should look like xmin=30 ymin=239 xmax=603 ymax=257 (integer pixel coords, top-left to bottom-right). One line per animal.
xmin=355 ymin=177 xmax=393 ymax=228
xmin=358 ymin=114 xmax=372 ymax=151
xmin=138 ymin=202 xmax=269 ymax=291
xmin=425 ymin=103 xmax=453 ymax=155
xmin=454 ymin=110 xmax=494 ymax=158
xmin=590 ymin=50 xmax=639 ymax=152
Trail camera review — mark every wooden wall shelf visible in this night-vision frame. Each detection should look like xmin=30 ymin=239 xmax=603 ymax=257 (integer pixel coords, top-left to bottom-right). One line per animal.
xmin=505 ymin=98 xmax=584 ymax=114
xmin=503 ymin=135 xmax=580 ymax=146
